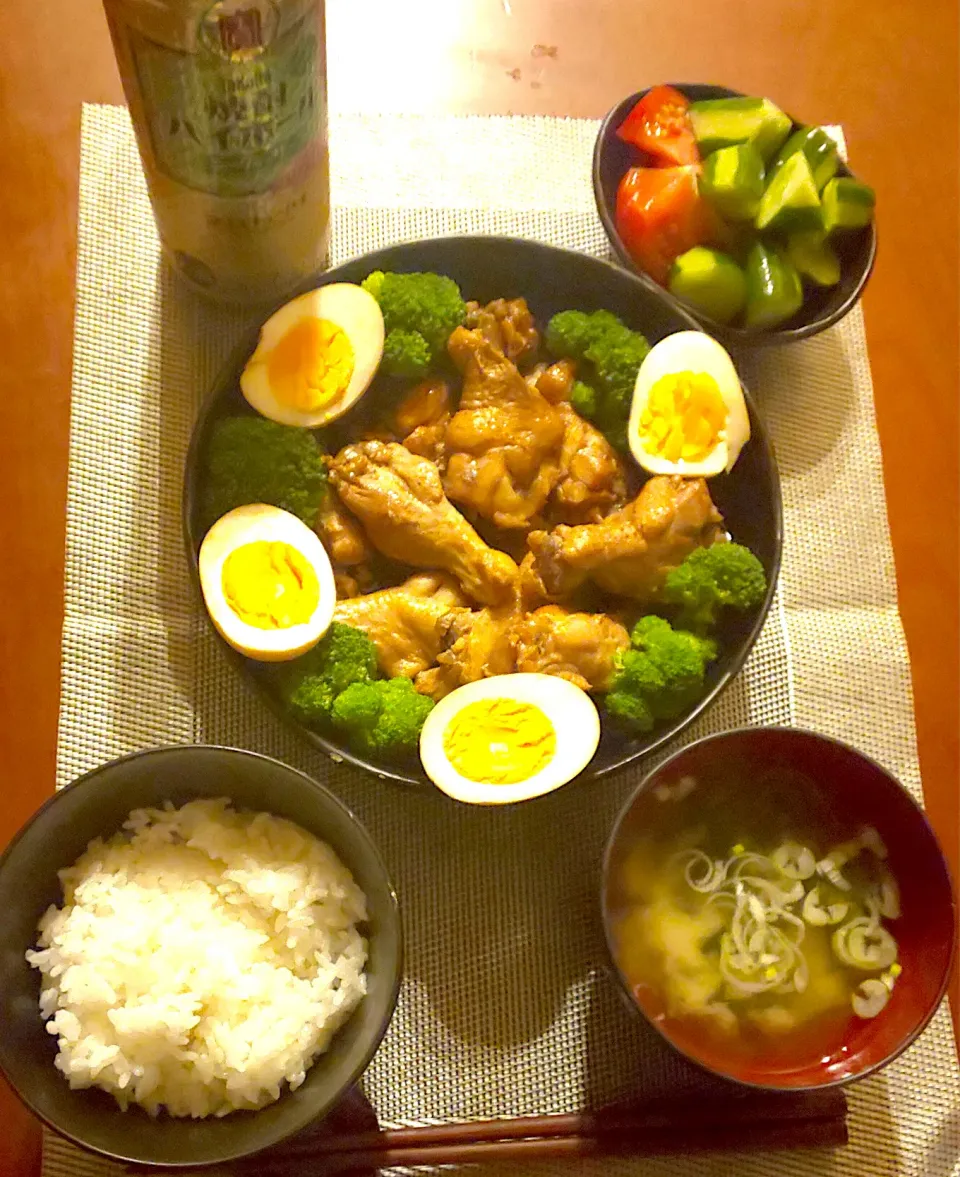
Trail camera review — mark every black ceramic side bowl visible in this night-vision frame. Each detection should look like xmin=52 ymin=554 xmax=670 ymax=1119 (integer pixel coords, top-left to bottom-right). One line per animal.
xmin=593 ymin=83 xmax=878 ymax=345
xmin=0 ymin=745 xmax=402 ymax=1169
xmin=183 ymin=235 xmax=783 ymax=787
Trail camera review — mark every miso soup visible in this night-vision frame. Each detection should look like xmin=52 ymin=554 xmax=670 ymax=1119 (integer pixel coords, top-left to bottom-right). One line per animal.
xmin=607 ymin=767 xmax=902 ymax=1071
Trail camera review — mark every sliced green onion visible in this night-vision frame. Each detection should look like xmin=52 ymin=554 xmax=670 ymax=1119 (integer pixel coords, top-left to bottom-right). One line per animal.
xmin=852 ymin=978 xmax=890 ymax=1018
xmin=802 ymin=886 xmax=849 ymax=926
xmin=677 ymin=849 xmax=729 ymax=893
xmin=859 ymin=827 xmax=888 ymax=860
xmin=816 ymin=856 xmax=852 ymax=892
xmin=730 ymin=853 xmax=784 ymax=880
xmin=777 ymin=909 xmax=807 ymax=943
xmin=671 ymin=831 xmax=902 ymax=1027
xmin=772 ymin=842 xmax=817 ymax=880
xmin=832 ymin=917 xmax=898 ymax=970
xmin=878 ymin=874 xmax=901 ymax=919
xmin=779 ymin=880 xmax=806 ymax=905
xmin=792 ymin=955 xmax=810 ymax=994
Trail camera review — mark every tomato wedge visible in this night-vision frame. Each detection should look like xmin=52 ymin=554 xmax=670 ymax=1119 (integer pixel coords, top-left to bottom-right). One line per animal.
xmin=616 ymin=85 xmax=699 ymax=168
xmin=615 ymin=165 xmax=710 ymax=285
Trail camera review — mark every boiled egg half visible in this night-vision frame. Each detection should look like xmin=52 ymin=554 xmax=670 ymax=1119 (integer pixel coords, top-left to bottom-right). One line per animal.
xmin=240 ymin=284 xmax=385 ymax=428
xmin=199 ymin=504 xmax=336 ymax=661
xmin=419 ymin=673 xmax=601 ymax=805
xmin=628 ymin=331 xmax=750 ymax=477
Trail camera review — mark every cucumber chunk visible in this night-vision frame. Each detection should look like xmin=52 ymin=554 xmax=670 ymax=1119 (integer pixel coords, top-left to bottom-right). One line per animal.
xmin=744 ymin=242 xmax=804 ymax=329
xmin=756 ymin=151 xmax=823 ymax=234
xmin=669 ymin=247 xmax=748 ymax=324
xmin=821 ymin=177 xmax=876 ymax=232
xmin=689 ymin=96 xmax=792 ymax=162
xmin=769 ymin=125 xmax=839 ymax=191
xmin=700 ymin=143 xmax=765 ymax=222
xmin=786 ymin=231 xmax=841 ymax=287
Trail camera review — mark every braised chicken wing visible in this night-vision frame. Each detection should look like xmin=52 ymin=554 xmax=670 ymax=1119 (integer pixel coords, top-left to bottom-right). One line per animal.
xmin=332 ymin=573 xmax=468 ymax=678
xmin=464 ymin=297 xmax=539 ymax=364
xmin=328 ymin=440 xmax=519 ymax=606
xmin=526 ymin=358 xmax=576 ymax=405
xmin=333 ymin=568 xmax=379 ymax=600
xmin=414 ymin=606 xmax=518 ymax=699
xmin=314 ymin=487 xmax=371 ymax=567
xmin=512 ymin=605 xmax=630 ymax=691
xmin=393 ymin=376 xmax=451 ymax=466
xmin=527 ymin=475 xmax=725 ymax=602
xmin=444 ymin=327 xmax=566 ymax=530
xmin=548 ymin=404 xmax=628 ymax=526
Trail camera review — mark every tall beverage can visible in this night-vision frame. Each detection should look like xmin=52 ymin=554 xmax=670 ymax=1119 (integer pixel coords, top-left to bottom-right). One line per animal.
xmin=103 ymin=0 xmax=330 ymax=304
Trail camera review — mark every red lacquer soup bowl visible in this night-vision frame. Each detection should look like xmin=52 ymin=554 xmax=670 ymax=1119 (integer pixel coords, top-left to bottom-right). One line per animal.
xmin=601 ymin=727 xmax=956 ymax=1090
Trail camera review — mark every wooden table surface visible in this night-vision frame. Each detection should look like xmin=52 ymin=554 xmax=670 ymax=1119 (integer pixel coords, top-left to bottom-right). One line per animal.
xmin=1 ymin=2 xmax=956 ymax=1173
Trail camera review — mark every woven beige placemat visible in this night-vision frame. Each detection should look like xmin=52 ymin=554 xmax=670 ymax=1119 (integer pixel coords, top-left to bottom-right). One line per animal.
xmin=42 ymin=106 xmax=959 ymax=1177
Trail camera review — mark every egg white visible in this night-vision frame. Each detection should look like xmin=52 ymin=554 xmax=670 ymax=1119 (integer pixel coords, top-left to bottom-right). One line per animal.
xmin=198 ymin=504 xmax=336 ymax=661
xmin=240 ymin=284 xmax=385 ymax=428
xmin=628 ymin=331 xmax=750 ymax=477
xmin=419 ymin=673 xmax=601 ymax=805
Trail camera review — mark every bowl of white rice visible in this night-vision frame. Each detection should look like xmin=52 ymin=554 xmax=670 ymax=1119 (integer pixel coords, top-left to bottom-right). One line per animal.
xmin=0 ymin=745 xmax=402 ymax=1168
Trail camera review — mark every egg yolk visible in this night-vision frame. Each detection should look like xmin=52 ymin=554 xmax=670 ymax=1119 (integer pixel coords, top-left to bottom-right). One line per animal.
xmin=638 ymin=372 xmax=728 ymax=463
xmin=443 ymin=698 xmax=557 ymax=785
xmin=222 ymin=541 xmax=320 ymax=630
xmin=267 ymin=317 xmax=355 ymax=412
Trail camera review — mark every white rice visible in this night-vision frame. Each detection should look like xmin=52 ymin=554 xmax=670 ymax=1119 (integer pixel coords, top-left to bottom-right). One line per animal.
xmin=26 ymin=798 xmax=368 ymax=1118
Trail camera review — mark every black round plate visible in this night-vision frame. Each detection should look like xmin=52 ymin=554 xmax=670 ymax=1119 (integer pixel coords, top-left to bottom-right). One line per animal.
xmin=592 ymin=83 xmax=878 ymax=346
xmin=183 ymin=235 xmax=783 ymax=787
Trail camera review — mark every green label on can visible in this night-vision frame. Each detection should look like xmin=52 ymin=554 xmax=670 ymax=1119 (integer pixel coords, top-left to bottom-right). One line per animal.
xmin=133 ymin=1 xmax=321 ymax=198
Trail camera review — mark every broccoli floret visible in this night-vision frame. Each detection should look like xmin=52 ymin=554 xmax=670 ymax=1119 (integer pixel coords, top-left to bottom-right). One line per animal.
xmin=282 ymin=623 xmax=378 ymax=725
xmin=545 ymin=309 xmax=650 ymax=453
xmin=369 ymin=678 xmax=434 ymax=749
xmin=360 ymin=270 xmax=386 ymax=301
xmin=330 ymin=680 xmax=383 ymax=729
xmin=280 ymin=624 xmax=432 ymax=755
xmin=382 ymin=328 xmax=432 ymax=379
xmin=332 ymin=677 xmax=434 ymax=754
xmin=288 ymin=676 xmax=336 ymax=726
xmin=586 ymin=327 xmax=651 ymax=403
xmin=605 ymin=685 xmax=656 ymax=732
xmin=663 ymin=543 xmax=768 ymax=632
xmin=631 ymin=616 xmax=717 ymax=719
xmin=631 ymin=614 xmax=718 ymax=662
xmin=569 ymin=380 xmax=599 ymax=421
xmin=603 ymin=615 xmax=717 ymax=733
xmin=201 ymin=416 xmax=327 ymax=530
xmin=545 ymin=309 xmax=622 ymax=360
xmin=594 ymin=410 xmax=630 ymax=455
xmin=303 ymin=622 xmax=379 ymax=693
xmin=362 ymin=270 xmax=466 ymax=377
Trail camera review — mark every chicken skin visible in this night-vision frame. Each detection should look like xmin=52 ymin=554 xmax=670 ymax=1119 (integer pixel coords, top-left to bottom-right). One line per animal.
xmin=443 ymin=327 xmax=566 ymax=530
xmin=464 ymin=297 xmax=540 ymax=364
xmin=521 ymin=360 xmax=628 ymax=526
xmin=511 ymin=605 xmax=630 ymax=692
xmin=392 ymin=376 xmax=451 ymax=467
xmin=527 ymin=475 xmax=726 ymax=602
xmin=526 ymin=358 xmax=577 ymax=405
xmin=548 ymin=404 xmax=628 ymax=526
xmin=314 ymin=487 xmax=371 ymax=567
xmin=415 ymin=601 xmax=631 ymax=698
xmin=328 ymin=440 xmax=519 ymax=606
xmin=332 ymin=573 xmax=468 ymax=678
xmin=414 ymin=606 xmax=518 ymax=699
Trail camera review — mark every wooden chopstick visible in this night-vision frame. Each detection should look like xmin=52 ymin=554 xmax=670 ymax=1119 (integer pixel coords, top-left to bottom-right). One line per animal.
xmin=252 ymin=1120 xmax=847 ymax=1175
xmin=229 ymin=1089 xmax=848 ymax=1175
